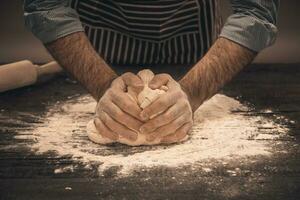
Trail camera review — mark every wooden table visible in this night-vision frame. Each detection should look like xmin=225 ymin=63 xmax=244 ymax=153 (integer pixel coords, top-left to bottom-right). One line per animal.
xmin=0 ymin=64 xmax=299 ymax=200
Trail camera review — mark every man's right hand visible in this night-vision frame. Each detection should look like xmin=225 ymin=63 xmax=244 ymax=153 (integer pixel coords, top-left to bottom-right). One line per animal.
xmin=94 ymin=73 xmax=144 ymax=141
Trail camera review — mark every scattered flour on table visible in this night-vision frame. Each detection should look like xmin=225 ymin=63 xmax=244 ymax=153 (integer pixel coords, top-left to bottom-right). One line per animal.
xmin=15 ymin=94 xmax=290 ymax=175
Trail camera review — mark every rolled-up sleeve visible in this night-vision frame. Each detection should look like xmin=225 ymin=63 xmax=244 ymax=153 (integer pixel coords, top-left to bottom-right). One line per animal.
xmin=24 ymin=0 xmax=84 ymax=44
xmin=220 ymin=0 xmax=279 ymax=52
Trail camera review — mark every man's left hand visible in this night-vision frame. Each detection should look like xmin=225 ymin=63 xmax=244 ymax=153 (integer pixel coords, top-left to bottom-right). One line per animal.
xmin=139 ymin=73 xmax=193 ymax=143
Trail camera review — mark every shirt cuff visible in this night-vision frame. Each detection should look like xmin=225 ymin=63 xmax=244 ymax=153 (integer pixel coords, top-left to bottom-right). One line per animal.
xmin=219 ymin=14 xmax=278 ymax=52
xmin=24 ymin=6 xmax=84 ymax=44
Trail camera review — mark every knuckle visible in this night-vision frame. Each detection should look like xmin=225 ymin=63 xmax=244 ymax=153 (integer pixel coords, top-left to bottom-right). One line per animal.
xmin=122 ymin=72 xmax=143 ymax=87
xmin=121 ymin=72 xmax=134 ymax=82
xmin=109 ymin=89 xmax=119 ymax=99
xmin=98 ymin=94 xmax=109 ymax=104
xmin=111 ymin=77 xmax=122 ymax=86
xmin=144 ymin=122 xmax=153 ymax=130
xmin=111 ymin=79 xmax=118 ymax=86
xmin=177 ymin=116 xmax=186 ymax=124
xmin=160 ymin=126 xmax=172 ymax=136
xmin=94 ymin=118 xmax=101 ymax=128
xmin=123 ymin=115 xmax=139 ymax=129
xmin=115 ymin=95 xmax=127 ymax=107
xmin=188 ymin=108 xmax=193 ymax=116
xmin=182 ymin=113 xmax=191 ymax=121
xmin=182 ymin=101 xmax=190 ymax=110
xmin=176 ymin=99 xmax=184 ymax=108
xmin=175 ymin=90 xmax=184 ymax=98
xmin=157 ymin=115 xmax=168 ymax=124
xmin=103 ymin=103 xmax=114 ymax=114
xmin=157 ymin=115 xmax=170 ymax=126
xmin=177 ymin=132 xmax=187 ymax=140
xmin=108 ymin=107 xmax=120 ymax=118
xmin=161 ymin=135 xmax=175 ymax=144
xmin=164 ymin=110 xmax=174 ymax=119
xmin=96 ymin=102 xmax=107 ymax=114
xmin=169 ymin=90 xmax=180 ymax=100
xmin=188 ymin=111 xmax=193 ymax=119
xmin=103 ymin=113 xmax=114 ymax=125
xmin=156 ymin=132 xmax=165 ymax=139
xmin=101 ymin=98 xmax=110 ymax=107
xmin=143 ymin=122 xmax=155 ymax=132
xmin=94 ymin=119 xmax=106 ymax=132
xmin=126 ymin=102 xmax=135 ymax=111
xmin=122 ymin=72 xmax=134 ymax=78
xmin=186 ymin=117 xmax=193 ymax=125
xmin=95 ymin=103 xmax=102 ymax=113
xmin=176 ymin=129 xmax=186 ymax=137
xmin=157 ymin=98 xmax=168 ymax=108
xmin=102 ymin=131 xmax=115 ymax=141
xmin=114 ymin=109 xmax=123 ymax=118
xmin=160 ymin=73 xmax=172 ymax=79
xmin=155 ymin=100 xmax=164 ymax=108
xmin=121 ymin=101 xmax=130 ymax=110
xmin=177 ymin=99 xmax=189 ymax=112
xmin=105 ymin=89 xmax=114 ymax=98
xmin=98 ymin=112 xmax=106 ymax=122
xmin=145 ymin=105 xmax=153 ymax=114
xmin=183 ymin=123 xmax=192 ymax=132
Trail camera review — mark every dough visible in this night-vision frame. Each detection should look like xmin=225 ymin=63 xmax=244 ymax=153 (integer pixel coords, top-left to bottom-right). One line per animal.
xmin=87 ymin=69 xmax=186 ymax=146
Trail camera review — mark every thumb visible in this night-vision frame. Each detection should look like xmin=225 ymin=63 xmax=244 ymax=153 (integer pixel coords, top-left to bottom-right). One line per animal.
xmin=149 ymin=73 xmax=172 ymax=89
xmin=121 ymin=72 xmax=144 ymax=93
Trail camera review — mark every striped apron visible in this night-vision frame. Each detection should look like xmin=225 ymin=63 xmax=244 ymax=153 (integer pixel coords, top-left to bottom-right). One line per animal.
xmin=71 ymin=0 xmax=222 ymax=67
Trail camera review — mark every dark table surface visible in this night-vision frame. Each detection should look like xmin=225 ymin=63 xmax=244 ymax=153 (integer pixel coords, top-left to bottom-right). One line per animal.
xmin=0 ymin=64 xmax=299 ymax=200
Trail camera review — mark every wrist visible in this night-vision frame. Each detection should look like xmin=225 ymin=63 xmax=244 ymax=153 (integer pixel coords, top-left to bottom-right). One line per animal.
xmin=178 ymin=79 xmax=197 ymax=112
xmin=95 ymin=73 xmax=118 ymax=101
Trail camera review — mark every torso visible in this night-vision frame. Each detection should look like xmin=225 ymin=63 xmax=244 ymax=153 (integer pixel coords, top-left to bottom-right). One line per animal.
xmin=71 ymin=0 xmax=222 ymax=66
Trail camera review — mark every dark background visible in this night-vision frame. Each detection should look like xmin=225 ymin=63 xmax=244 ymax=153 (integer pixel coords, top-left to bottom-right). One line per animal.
xmin=0 ymin=0 xmax=299 ymax=64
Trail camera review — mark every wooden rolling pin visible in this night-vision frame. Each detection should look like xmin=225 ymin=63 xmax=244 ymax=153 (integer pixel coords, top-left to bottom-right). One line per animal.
xmin=0 ymin=60 xmax=63 ymax=93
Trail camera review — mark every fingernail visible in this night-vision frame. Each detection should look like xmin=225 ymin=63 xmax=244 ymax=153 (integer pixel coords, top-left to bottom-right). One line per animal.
xmin=140 ymin=112 xmax=149 ymax=121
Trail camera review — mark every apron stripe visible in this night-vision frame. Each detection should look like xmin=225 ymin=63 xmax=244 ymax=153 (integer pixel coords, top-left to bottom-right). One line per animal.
xmin=72 ymin=0 xmax=221 ymax=65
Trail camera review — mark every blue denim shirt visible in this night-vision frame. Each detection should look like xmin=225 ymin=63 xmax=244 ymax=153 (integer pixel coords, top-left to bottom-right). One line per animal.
xmin=24 ymin=0 xmax=279 ymax=52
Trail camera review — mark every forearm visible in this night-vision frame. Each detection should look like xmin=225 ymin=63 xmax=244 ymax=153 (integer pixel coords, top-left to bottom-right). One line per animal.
xmin=179 ymin=37 xmax=256 ymax=111
xmin=46 ymin=32 xmax=118 ymax=100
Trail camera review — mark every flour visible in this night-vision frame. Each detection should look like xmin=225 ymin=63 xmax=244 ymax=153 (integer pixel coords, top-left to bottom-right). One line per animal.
xmin=17 ymin=94 xmax=290 ymax=176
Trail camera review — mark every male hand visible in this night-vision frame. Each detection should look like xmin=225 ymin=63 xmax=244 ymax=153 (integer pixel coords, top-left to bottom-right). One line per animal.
xmin=94 ymin=73 xmax=144 ymax=141
xmin=139 ymin=73 xmax=193 ymax=144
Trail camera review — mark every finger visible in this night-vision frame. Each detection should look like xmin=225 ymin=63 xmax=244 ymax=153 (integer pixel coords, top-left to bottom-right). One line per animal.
xmin=146 ymin=112 xmax=191 ymax=141
xmin=161 ymin=122 xmax=193 ymax=144
xmin=109 ymin=89 xmax=143 ymax=121
xmin=102 ymin=100 xmax=143 ymax=132
xmin=140 ymin=100 xmax=187 ymax=134
xmin=140 ymin=90 xmax=183 ymax=121
xmin=94 ymin=118 xmax=118 ymax=141
xmin=121 ymin=72 xmax=144 ymax=93
xmin=100 ymin=112 xmax=137 ymax=141
xmin=110 ymin=77 xmax=126 ymax=91
xmin=148 ymin=73 xmax=172 ymax=89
